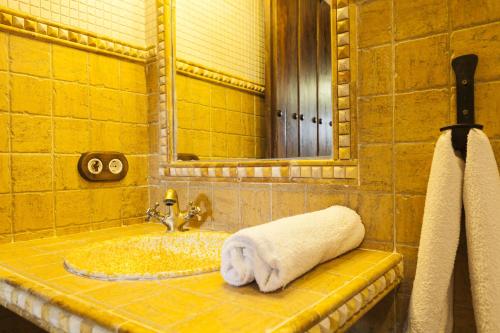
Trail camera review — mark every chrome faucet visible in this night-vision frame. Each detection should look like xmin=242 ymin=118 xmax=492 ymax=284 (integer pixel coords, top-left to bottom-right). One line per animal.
xmin=145 ymin=189 xmax=201 ymax=232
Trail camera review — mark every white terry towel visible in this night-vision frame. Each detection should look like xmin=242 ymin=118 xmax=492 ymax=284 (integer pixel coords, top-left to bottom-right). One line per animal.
xmin=220 ymin=205 xmax=365 ymax=292
xmin=463 ymin=130 xmax=500 ymax=333
xmin=406 ymin=129 xmax=500 ymax=333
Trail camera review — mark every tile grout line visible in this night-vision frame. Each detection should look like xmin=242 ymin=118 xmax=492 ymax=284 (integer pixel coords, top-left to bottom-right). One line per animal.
xmin=390 ymin=1 xmax=398 ymax=329
xmin=7 ymin=32 xmax=13 ymax=243
xmin=390 ymin=0 xmax=397 ymax=253
xmin=50 ymin=42 xmax=58 ymax=238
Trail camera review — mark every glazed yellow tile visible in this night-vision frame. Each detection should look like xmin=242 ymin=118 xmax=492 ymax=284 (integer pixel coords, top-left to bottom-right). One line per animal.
xmin=175 ymin=74 xmax=188 ymax=102
xmin=23 ymin=262 xmax=69 ymax=280
xmin=176 ymin=101 xmax=193 ymax=129
xmin=121 ymin=187 xmax=149 ymax=218
xmin=241 ymin=136 xmax=256 ymax=158
xmin=11 ymin=114 xmax=52 ymax=153
xmin=226 ymin=111 xmax=242 ymax=134
xmin=187 ymin=79 xmax=211 ymax=105
xmin=11 ymin=154 xmax=52 ymax=192
xmin=12 ymin=192 xmax=54 ymax=233
xmin=53 ymin=81 xmax=90 ymax=118
xmin=9 ymin=35 xmax=50 ymax=77
xmin=210 ymin=108 xmax=227 ymax=133
xmin=0 ymin=113 xmax=9 ymax=152
xmin=117 ymin=288 xmax=220 ymax=327
xmin=54 ymin=118 xmax=90 ymax=153
xmin=241 ymin=93 xmax=254 ymax=114
xmin=46 ymin=273 xmax=108 ymax=294
xmin=210 ymin=83 xmax=226 ymax=108
xmin=340 ymin=249 xmax=392 ymax=264
xmin=192 ymin=104 xmax=211 ymax=131
xmin=212 ymin=283 xmax=324 ymax=317
xmin=227 ymin=135 xmax=242 ymax=158
xmin=226 ymin=89 xmax=242 ymax=111
xmin=191 ymin=131 xmax=211 ymax=157
xmin=10 ymin=74 xmax=52 ymax=115
xmin=0 ymin=166 xmax=7 ymax=201
xmin=80 ymin=281 xmax=163 ymax=308
xmin=255 ymin=96 xmax=264 ymax=115
xmin=90 ymin=87 xmax=122 ymax=121
xmin=171 ymin=303 xmax=284 ymax=333
xmin=14 ymin=252 xmax=64 ymax=268
xmin=54 ymin=155 xmax=86 ymax=190
xmin=176 ymin=128 xmax=193 ymax=154
xmin=89 ymin=53 xmax=120 ymax=89
xmin=120 ymin=124 xmax=149 ymax=154
xmin=90 ymin=188 xmax=123 ymax=222
xmin=122 ymin=155 xmax=149 ymax=186
xmin=90 ymin=121 xmax=122 ymax=151
xmin=0 ymin=72 xmax=8 ymax=112
xmin=120 ymin=61 xmax=146 ymax=94
xmin=52 ymin=45 xmax=88 ymax=83
xmin=55 ymin=190 xmax=91 ymax=227
xmin=211 ymin=132 xmax=228 ymax=158
xmin=0 ymin=32 xmax=7 ymax=71
xmin=122 ymin=92 xmax=148 ymax=124
xmin=287 ymin=269 xmax=352 ymax=295
xmin=0 ymin=194 xmax=12 ymax=234
xmin=241 ymin=113 xmax=255 ymax=136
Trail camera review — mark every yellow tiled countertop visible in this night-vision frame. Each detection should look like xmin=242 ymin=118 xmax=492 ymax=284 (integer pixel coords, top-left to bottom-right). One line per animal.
xmin=0 ymin=224 xmax=403 ymax=333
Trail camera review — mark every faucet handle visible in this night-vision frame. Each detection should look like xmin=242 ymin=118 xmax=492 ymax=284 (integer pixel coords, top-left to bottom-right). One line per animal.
xmin=187 ymin=201 xmax=201 ymax=218
xmin=145 ymin=202 xmax=160 ymax=221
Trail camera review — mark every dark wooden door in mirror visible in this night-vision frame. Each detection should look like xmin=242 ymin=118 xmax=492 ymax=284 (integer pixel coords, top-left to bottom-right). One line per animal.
xmin=271 ymin=0 xmax=333 ymax=158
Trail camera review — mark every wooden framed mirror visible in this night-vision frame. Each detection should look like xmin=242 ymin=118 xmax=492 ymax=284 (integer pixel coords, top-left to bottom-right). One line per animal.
xmin=155 ymin=0 xmax=358 ymax=183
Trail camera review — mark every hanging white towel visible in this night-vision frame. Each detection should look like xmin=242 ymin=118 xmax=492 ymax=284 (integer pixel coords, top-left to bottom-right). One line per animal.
xmin=406 ymin=129 xmax=500 ymax=333
xmin=463 ymin=130 xmax=500 ymax=333
xmin=220 ymin=205 xmax=365 ymax=292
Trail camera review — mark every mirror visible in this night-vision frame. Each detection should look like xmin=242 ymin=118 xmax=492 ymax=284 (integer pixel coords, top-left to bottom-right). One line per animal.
xmin=172 ymin=0 xmax=333 ymax=161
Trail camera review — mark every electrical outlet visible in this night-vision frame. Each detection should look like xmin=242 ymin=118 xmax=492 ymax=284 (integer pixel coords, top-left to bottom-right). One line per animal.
xmin=78 ymin=152 xmax=128 ymax=181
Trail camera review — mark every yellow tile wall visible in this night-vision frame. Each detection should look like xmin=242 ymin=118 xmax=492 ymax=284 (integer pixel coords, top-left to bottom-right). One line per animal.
xmin=153 ymin=1 xmax=500 ymax=332
xmin=0 ymin=32 xmax=151 ymax=243
xmin=175 ymin=74 xmax=266 ymax=159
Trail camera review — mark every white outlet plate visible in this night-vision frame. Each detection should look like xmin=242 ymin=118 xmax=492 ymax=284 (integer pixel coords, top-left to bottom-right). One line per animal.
xmin=88 ymin=158 xmax=103 ymax=175
xmin=108 ymin=159 xmax=124 ymax=175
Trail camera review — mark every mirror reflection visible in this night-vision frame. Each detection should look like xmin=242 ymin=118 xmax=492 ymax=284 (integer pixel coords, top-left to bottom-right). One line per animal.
xmin=173 ymin=0 xmax=333 ymax=161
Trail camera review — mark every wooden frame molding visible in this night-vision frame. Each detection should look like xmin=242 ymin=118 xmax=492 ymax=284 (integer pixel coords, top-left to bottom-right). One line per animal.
xmin=0 ymin=6 xmax=155 ymax=63
xmin=156 ymin=0 xmax=358 ymax=183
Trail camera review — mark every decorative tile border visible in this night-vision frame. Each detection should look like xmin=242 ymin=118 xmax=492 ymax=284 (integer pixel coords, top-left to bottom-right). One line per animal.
xmin=310 ymin=261 xmax=403 ymax=333
xmin=0 ymin=6 xmax=155 ymax=63
xmin=335 ymin=0 xmax=354 ymax=161
xmin=176 ymin=58 xmax=265 ymax=95
xmin=166 ymin=161 xmax=358 ymax=181
xmin=0 ymin=280 xmax=112 ymax=333
xmin=157 ymin=0 xmax=358 ymax=183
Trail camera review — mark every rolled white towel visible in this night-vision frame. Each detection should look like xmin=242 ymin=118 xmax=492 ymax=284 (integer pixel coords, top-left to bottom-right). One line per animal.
xmin=220 ymin=205 xmax=365 ymax=292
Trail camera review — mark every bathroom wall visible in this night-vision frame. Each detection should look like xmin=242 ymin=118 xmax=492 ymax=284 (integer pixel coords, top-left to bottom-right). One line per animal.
xmin=155 ymin=0 xmax=500 ymax=331
xmin=175 ymin=74 xmax=266 ymax=159
xmin=175 ymin=0 xmax=265 ymax=86
xmin=0 ymin=31 xmax=151 ymax=242
xmin=0 ymin=0 xmax=153 ymax=46
xmin=173 ymin=0 xmax=266 ymax=160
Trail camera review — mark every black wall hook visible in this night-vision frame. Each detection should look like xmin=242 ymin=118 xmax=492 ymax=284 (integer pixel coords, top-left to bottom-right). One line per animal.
xmin=440 ymin=54 xmax=483 ymax=160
